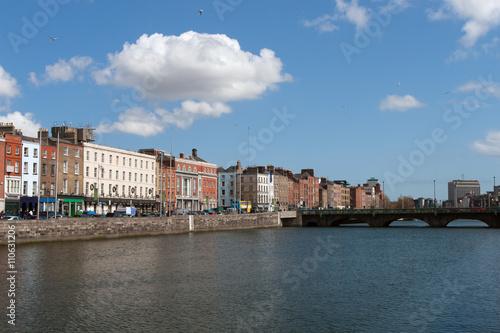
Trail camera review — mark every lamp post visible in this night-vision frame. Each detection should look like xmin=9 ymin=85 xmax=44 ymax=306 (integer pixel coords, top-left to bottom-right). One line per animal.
xmin=433 ymin=179 xmax=436 ymax=209
xmin=382 ymin=181 xmax=385 ymax=209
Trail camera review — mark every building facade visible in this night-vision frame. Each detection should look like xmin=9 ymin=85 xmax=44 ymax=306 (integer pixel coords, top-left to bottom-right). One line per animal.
xmin=84 ymin=143 xmax=156 ymax=215
xmin=20 ymin=136 xmax=40 ymax=217
xmin=448 ymin=180 xmax=481 ymax=207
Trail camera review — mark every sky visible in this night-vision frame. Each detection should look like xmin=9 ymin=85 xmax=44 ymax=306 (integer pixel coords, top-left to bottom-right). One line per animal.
xmin=1 ymin=0 xmax=500 ymax=202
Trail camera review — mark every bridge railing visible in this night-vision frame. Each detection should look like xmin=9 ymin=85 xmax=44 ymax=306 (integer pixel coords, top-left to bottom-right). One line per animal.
xmin=297 ymin=208 xmax=497 ymax=215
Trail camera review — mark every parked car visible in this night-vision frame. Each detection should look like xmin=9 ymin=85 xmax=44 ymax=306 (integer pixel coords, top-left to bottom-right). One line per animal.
xmin=106 ymin=212 xmax=124 ymax=217
xmin=48 ymin=212 xmax=64 ymax=219
xmin=4 ymin=216 xmax=21 ymax=220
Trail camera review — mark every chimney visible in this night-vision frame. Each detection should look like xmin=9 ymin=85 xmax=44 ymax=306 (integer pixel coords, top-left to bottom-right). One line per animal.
xmin=180 ymin=152 xmax=184 ymax=158
xmin=192 ymin=148 xmax=197 ymax=157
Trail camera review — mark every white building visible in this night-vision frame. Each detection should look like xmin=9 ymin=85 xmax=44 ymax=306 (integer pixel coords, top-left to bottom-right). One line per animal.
xmin=217 ymin=161 xmax=242 ymax=209
xmin=83 ymin=143 xmax=156 ymax=214
xmin=20 ymin=136 xmax=40 ymax=215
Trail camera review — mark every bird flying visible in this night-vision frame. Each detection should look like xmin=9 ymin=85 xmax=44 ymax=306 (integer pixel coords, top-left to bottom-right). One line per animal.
xmin=48 ymin=36 xmax=58 ymax=41
xmin=198 ymin=10 xmax=203 ymax=15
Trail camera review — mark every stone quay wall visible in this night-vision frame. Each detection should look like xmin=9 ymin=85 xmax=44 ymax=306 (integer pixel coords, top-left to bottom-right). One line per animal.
xmin=0 ymin=213 xmax=282 ymax=244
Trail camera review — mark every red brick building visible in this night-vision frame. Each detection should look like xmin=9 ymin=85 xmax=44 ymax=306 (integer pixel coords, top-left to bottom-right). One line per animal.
xmin=3 ymin=132 xmax=22 ymax=216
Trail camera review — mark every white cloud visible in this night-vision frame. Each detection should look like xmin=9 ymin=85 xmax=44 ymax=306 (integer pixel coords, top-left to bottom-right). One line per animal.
xmin=96 ymin=101 xmax=231 ymax=136
xmin=93 ymin=31 xmax=292 ymax=103
xmin=336 ymin=0 xmax=371 ymax=30
xmin=472 ymin=130 xmax=500 ymax=156
xmin=29 ymin=56 xmax=93 ymax=86
xmin=457 ymin=79 xmax=500 ymax=98
xmin=96 ymin=107 xmax=166 ymax=137
xmin=302 ymin=14 xmax=339 ymax=33
xmin=379 ymin=94 xmax=425 ymax=112
xmin=0 ymin=111 xmax=40 ymax=137
xmin=428 ymin=0 xmax=500 ymax=47
xmin=0 ymin=66 xmax=20 ymax=98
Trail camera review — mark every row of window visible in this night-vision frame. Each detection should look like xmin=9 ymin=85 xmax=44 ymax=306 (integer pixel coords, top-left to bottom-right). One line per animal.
xmin=84 ymin=167 xmax=154 ymax=184
xmin=84 ymin=182 xmax=153 ymax=198
xmin=86 ymin=151 xmax=154 ymax=170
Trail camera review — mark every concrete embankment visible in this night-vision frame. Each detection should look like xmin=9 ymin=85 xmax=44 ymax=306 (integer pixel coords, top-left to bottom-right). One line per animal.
xmin=0 ymin=212 xmax=284 ymax=244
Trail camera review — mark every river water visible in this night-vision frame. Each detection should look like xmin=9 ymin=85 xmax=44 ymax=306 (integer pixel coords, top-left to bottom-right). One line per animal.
xmin=1 ymin=221 xmax=499 ymax=332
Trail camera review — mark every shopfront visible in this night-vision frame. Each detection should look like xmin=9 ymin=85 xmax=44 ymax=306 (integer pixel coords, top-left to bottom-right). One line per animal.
xmin=61 ymin=198 xmax=84 ymax=217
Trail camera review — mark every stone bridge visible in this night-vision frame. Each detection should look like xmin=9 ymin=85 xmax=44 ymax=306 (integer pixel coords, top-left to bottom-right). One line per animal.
xmin=280 ymin=209 xmax=500 ymax=228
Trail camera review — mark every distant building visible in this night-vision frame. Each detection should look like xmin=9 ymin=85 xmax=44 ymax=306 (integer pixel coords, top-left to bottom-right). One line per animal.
xmin=217 ymin=161 xmax=242 ymax=209
xmin=448 ymin=180 xmax=480 ymax=207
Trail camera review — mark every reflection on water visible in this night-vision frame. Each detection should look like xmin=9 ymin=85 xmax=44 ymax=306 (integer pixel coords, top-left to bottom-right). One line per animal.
xmin=1 ymin=223 xmax=499 ymax=332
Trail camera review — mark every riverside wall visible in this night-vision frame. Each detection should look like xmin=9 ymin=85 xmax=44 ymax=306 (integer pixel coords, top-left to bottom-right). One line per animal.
xmin=0 ymin=212 xmax=282 ymax=244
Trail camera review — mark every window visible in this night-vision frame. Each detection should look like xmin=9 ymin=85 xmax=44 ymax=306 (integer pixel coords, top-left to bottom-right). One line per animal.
xmin=51 ymin=165 xmax=55 ymax=177
xmin=183 ymin=166 xmax=186 ymax=171
xmin=134 ymin=173 xmax=137 ymax=181
xmin=63 ymin=161 xmax=68 ymax=173
xmin=101 ymin=183 xmax=104 ymax=196
xmin=123 ymin=171 xmax=125 ymax=181
xmin=177 ymin=177 xmax=180 ymax=195
xmin=15 ymin=146 xmax=19 ymax=155
xmin=177 ymin=165 xmax=180 ymax=171
xmin=129 ymin=172 xmax=131 ymax=181
xmin=146 ymin=161 xmax=148 ymax=169
xmin=135 ymin=159 xmax=137 ymax=167
xmin=51 ymin=151 xmax=56 ymax=159
xmin=23 ymin=162 xmax=28 ymax=174
xmin=94 ymin=152 xmax=97 ymax=161
xmin=15 ymin=161 xmax=19 ymax=174
xmin=62 ymin=179 xmax=68 ymax=193
xmin=86 ymin=151 xmax=90 ymax=160
xmin=50 ymin=183 xmax=54 ymax=196
xmin=101 ymin=153 xmax=104 ymax=163
xmin=188 ymin=166 xmax=191 ymax=173
xmin=74 ymin=180 xmax=79 ymax=194
xmin=41 ymin=182 xmax=46 ymax=196
xmin=101 ymin=168 xmax=104 ymax=178
xmin=75 ymin=162 xmax=79 ymax=175
xmin=109 ymin=155 xmax=112 ymax=163
xmin=145 ymin=174 xmax=148 ymax=183
xmin=24 ymin=147 xmax=29 ymax=156
xmin=75 ymin=149 xmax=80 ymax=158
xmin=86 ymin=166 xmax=89 ymax=177
xmin=141 ymin=160 xmax=143 ymax=168
xmin=63 ymin=147 xmax=68 ymax=156
xmin=109 ymin=184 xmax=112 ymax=196
xmin=43 ymin=150 xmax=47 ymax=158
xmin=140 ymin=174 xmax=143 ymax=182
xmin=42 ymin=164 xmax=47 ymax=176
xmin=122 ymin=185 xmax=125 ymax=196
xmin=94 ymin=168 xmax=97 ymax=178
xmin=116 ymin=170 xmax=119 ymax=180
xmin=33 ymin=163 xmax=37 ymax=175
xmin=6 ymin=145 xmax=11 ymax=154
xmin=194 ymin=167 xmax=197 ymax=173
xmin=129 ymin=158 xmax=131 ymax=167
xmin=33 ymin=148 xmax=38 ymax=158
xmin=222 ymin=190 xmax=226 ymax=195
xmin=109 ymin=170 xmax=112 ymax=179
xmin=85 ymin=182 xmax=89 ymax=195
xmin=23 ymin=181 xmax=27 ymax=195
xmin=123 ymin=157 xmax=126 ymax=166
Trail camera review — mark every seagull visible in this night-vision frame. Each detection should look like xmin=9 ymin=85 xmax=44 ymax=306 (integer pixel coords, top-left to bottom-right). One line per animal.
xmin=48 ymin=36 xmax=59 ymax=41
xmin=443 ymin=91 xmax=451 ymax=95
xmin=198 ymin=10 xmax=203 ymax=15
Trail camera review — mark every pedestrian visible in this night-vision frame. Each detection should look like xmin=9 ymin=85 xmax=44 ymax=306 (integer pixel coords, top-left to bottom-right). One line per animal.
xmin=0 ymin=210 xmax=3 ymax=219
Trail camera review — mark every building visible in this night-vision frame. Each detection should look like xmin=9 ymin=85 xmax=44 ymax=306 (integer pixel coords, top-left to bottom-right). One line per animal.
xmin=297 ymin=169 xmax=319 ymax=208
xmin=175 ymin=149 xmax=218 ymax=212
xmin=242 ymin=166 xmax=274 ymax=212
xmin=448 ymin=180 xmax=480 ymax=207
xmin=0 ymin=135 xmax=5 ymax=213
xmin=319 ymin=178 xmax=343 ymax=209
xmin=1 ymin=123 xmax=23 ymax=216
xmin=20 ymin=135 xmax=40 ymax=217
xmin=139 ymin=149 xmax=176 ymax=215
xmin=217 ymin=161 xmax=242 ymax=209
xmin=84 ymin=143 xmax=156 ymax=215
xmin=270 ymin=166 xmax=288 ymax=211
xmin=38 ymin=128 xmax=57 ymax=213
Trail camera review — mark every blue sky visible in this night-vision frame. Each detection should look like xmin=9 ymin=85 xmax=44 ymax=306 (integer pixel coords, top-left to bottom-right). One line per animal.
xmin=1 ymin=0 xmax=500 ymax=202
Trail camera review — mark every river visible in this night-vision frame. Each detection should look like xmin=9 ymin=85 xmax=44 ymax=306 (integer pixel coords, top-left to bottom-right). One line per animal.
xmin=1 ymin=221 xmax=499 ymax=332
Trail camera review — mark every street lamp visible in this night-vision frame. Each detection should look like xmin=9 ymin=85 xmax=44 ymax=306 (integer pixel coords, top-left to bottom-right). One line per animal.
xmin=382 ymin=181 xmax=385 ymax=209
xmin=433 ymin=180 xmax=436 ymax=209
